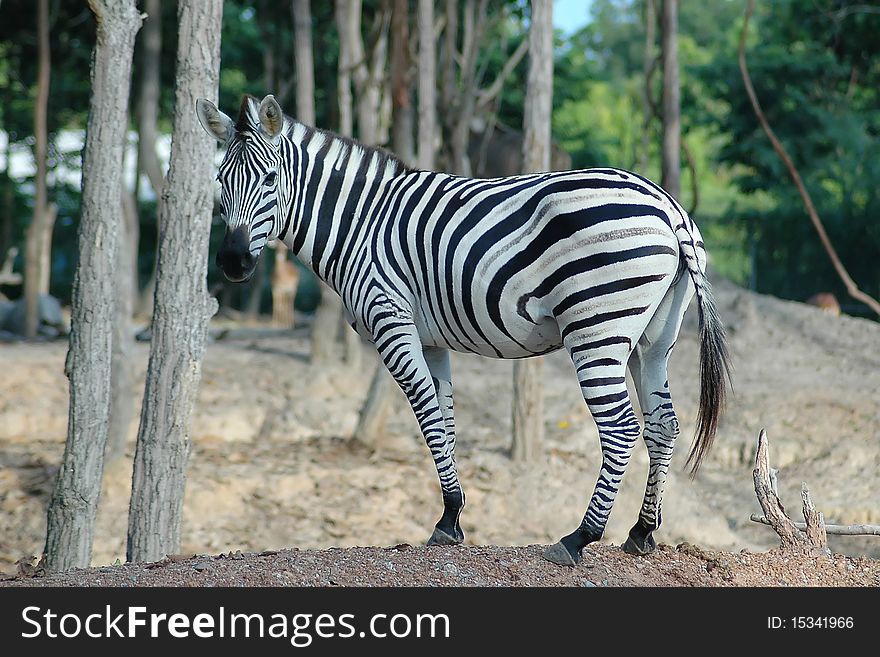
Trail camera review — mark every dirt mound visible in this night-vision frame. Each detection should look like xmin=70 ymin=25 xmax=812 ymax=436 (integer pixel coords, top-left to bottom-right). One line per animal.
xmin=0 ymin=275 xmax=878 ymax=577
xmin=4 ymin=543 xmax=878 ymax=587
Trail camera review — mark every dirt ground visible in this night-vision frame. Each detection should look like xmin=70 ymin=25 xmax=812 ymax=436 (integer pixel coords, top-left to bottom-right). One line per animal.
xmin=1 ymin=276 xmax=878 ymax=586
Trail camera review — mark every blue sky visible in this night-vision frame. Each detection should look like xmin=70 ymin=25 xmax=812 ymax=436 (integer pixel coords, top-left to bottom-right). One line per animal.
xmin=553 ymin=0 xmax=593 ymax=36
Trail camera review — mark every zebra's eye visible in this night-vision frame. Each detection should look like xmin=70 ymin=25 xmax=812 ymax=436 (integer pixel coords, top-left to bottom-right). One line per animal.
xmin=264 ymin=171 xmax=277 ymax=186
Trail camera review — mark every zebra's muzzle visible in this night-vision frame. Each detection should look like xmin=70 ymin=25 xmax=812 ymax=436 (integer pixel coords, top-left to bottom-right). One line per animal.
xmin=216 ymin=226 xmax=256 ymax=282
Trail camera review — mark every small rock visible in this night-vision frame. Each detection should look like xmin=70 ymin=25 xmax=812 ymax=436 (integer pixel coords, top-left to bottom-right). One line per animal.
xmin=193 ymin=561 xmax=211 ymax=572
xmin=442 ymin=563 xmax=459 ymax=576
xmin=385 ymin=561 xmax=395 ymax=571
xmin=580 ymin=579 xmax=596 ymax=587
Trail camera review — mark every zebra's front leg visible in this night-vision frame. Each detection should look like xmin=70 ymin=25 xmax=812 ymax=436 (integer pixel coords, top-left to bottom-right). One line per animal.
xmin=423 ymin=347 xmax=465 ymax=546
xmin=374 ymin=329 xmax=464 ymax=546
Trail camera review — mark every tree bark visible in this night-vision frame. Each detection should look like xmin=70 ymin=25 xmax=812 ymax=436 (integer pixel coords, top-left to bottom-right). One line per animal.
xmin=354 ymin=362 xmax=396 ymax=446
xmin=512 ymin=0 xmax=552 ymax=462
xmin=126 ymin=0 xmax=223 ymax=564
xmin=660 ymin=0 xmax=680 ymax=199
xmin=43 ymin=0 xmax=142 ymax=572
xmin=640 ymin=0 xmax=657 ymax=172
xmin=292 ymin=0 xmax=316 ymax=126
xmin=390 ymin=0 xmax=414 ymax=164
xmin=105 ymin=172 xmax=139 ymax=464
xmin=417 ymin=0 xmax=437 ymax=170
xmin=24 ymin=0 xmax=53 ymax=339
xmin=135 ymin=0 xmax=164 ymax=318
xmin=307 ymin=1 xmax=350 ymax=368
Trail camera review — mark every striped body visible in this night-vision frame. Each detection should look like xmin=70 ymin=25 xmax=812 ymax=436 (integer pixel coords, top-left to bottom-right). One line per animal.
xmin=197 ymin=95 xmax=730 ymax=565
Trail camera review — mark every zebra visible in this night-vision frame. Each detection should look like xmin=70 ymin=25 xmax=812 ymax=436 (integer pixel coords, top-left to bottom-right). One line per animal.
xmin=196 ymin=94 xmax=731 ymax=566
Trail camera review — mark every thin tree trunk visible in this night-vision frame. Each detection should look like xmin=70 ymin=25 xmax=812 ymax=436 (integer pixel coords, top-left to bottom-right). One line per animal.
xmin=417 ymin=0 xmax=437 ymax=170
xmin=24 ymin=0 xmax=52 ymax=339
xmin=43 ymin=0 xmax=142 ymax=572
xmin=354 ymin=362 xmax=396 ymax=446
xmin=640 ymin=0 xmax=657 ymax=172
xmin=135 ymin=0 xmax=164 ymax=318
xmin=660 ymin=0 xmax=680 ymax=199
xmin=308 ymin=1 xmax=349 ymax=368
xmin=106 ymin=183 xmax=138 ymax=464
xmin=512 ymin=0 xmax=552 ymax=462
xmin=292 ymin=0 xmax=316 ymax=126
xmin=0 ymin=129 xmax=12 ymax=260
xmin=391 ymin=0 xmax=414 ymax=164
xmin=127 ymin=0 xmax=223 ymax=563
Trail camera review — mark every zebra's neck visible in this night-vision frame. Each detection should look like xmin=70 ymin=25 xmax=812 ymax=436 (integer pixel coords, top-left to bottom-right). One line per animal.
xmin=280 ymin=122 xmax=410 ymax=290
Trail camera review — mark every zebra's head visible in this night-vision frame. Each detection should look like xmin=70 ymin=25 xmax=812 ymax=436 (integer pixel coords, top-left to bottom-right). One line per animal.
xmin=196 ymin=94 xmax=288 ymax=282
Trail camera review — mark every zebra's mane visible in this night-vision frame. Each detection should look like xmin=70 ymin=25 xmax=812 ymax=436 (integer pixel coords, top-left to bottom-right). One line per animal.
xmin=234 ymin=94 xmax=412 ymax=177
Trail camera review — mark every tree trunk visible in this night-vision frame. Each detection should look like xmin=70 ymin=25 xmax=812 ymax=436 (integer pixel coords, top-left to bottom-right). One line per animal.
xmin=307 ymin=1 xmax=348 ymax=368
xmin=43 ymin=0 xmax=142 ymax=572
xmin=390 ymin=0 xmax=414 ymax=164
xmin=660 ymin=0 xmax=680 ymax=199
xmin=640 ymin=0 xmax=657 ymax=172
xmin=105 ymin=168 xmax=139 ymax=464
xmin=135 ymin=0 xmax=164 ymax=318
xmin=126 ymin=0 xmax=223 ymax=564
xmin=0 ymin=130 xmax=12 ymax=261
xmin=417 ymin=0 xmax=437 ymax=170
xmin=354 ymin=362 xmax=396 ymax=446
xmin=511 ymin=0 xmax=552 ymax=462
xmin=24 ymin=0 xmax=52 ymax=339
xmin=292 ymin=0 xmax=316 ymax=126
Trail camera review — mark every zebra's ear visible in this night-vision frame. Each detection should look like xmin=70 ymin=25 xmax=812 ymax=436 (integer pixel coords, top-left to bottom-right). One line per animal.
xmin=258 ymin=95 xmax=284 ymax=140
xmin=196 ymin=98 xmax=234 ymax=143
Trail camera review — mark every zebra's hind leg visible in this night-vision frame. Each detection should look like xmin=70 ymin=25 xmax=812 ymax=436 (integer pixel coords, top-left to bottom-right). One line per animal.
xmin=422 ymin=347 xmax=465 ymax=546
xmin=623 ymin=275 xmax=693 ymax=556
xmin=544 ymin=343 xmax=642 ymax=566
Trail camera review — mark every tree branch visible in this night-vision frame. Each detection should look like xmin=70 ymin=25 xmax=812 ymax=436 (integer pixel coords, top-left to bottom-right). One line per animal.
xmin=750 ymin=515 xmax=880 ymax=536
xmin=475 ymin=38 xmax=528 ymax=110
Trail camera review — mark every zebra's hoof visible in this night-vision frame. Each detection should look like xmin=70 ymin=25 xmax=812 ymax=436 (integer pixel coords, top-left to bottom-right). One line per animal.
xmin=426 ymin=527 xmax=463 ymax=547
xmin=542 ymin=541 xmax=580 ymax=567
xmin=622 ymin=532 xmax=656 ymax=556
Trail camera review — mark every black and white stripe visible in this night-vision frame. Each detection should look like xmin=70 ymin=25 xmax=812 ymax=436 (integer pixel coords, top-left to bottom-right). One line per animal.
xmin=199 ymin=95 xmax=731 ymax=565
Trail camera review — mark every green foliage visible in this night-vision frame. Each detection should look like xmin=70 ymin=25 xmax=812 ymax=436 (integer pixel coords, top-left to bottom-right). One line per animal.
xmin=695 ymin=0 xmax=880 ymax=311
xmin=1 ymin=0 xmax=878 ymax=318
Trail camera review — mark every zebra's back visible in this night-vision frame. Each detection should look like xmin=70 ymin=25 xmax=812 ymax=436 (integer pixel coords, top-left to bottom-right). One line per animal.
xmin=371 ymin=167 xmax=689 ymax=359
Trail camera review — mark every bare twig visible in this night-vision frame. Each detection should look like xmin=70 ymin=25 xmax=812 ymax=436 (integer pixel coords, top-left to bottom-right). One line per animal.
xmin=739 ymin=0 xmax=880 ymax=317
xmin=749 ymin=515 xmax=880 ymax=536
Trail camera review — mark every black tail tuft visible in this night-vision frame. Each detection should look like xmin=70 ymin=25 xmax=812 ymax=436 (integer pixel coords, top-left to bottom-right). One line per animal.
xmin=686 ymin=280 xmax=732 ymax=477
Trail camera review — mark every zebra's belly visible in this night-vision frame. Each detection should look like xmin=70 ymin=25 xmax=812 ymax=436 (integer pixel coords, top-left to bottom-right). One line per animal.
xmin=416 ymin=310 xmax=564 ymax=359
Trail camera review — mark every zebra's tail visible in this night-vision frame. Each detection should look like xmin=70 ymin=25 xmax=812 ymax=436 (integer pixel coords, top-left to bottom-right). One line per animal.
xmin=675 ymin=217 xmax=732 ymax=477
